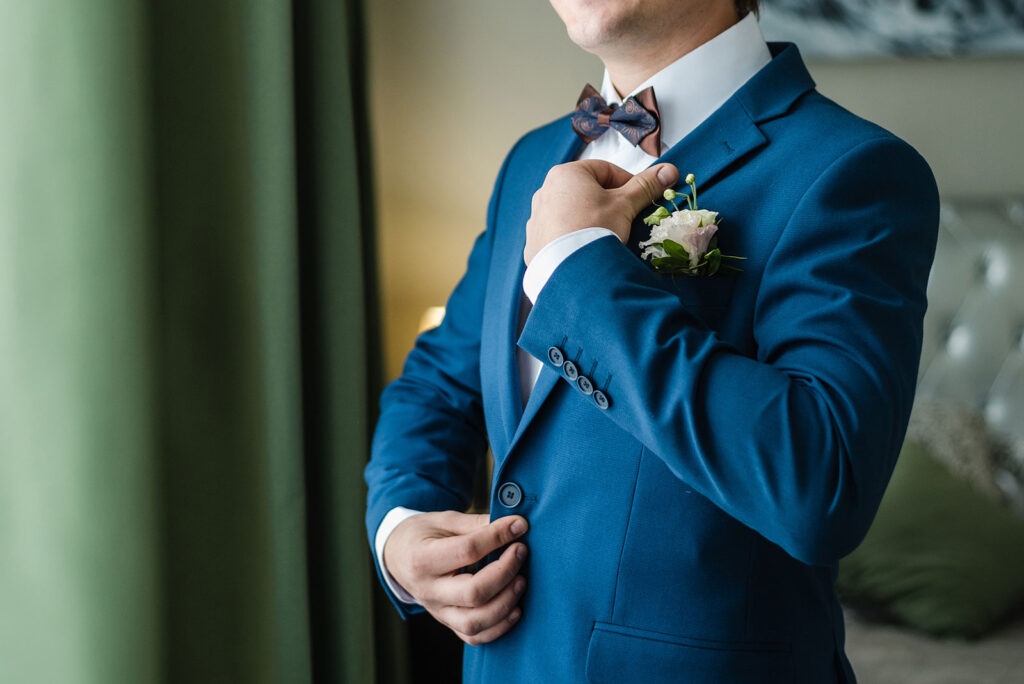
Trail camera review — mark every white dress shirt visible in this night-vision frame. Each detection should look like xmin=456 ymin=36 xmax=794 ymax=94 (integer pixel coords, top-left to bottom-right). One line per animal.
xmin=377 ymin=12 xmax=771 ymax=604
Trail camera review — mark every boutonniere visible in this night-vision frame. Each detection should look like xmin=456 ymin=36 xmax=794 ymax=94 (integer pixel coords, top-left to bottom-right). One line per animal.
xmin=638 ymin=173 xmax=745 ymax=277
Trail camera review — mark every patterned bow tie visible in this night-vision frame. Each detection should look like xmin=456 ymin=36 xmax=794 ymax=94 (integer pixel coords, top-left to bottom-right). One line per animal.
xmin=571 ymin=83 xmax=661 ymax=157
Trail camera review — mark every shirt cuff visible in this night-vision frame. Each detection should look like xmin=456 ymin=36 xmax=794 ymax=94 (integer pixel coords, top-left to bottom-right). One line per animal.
xmin=523 ymin=228 xmax=619 ymax=304
xmin=374 ymin=506 xmax=425 ymax=605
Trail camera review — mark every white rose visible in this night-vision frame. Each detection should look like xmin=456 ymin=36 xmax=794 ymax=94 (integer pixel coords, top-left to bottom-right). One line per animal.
xmin=678 ymin=224 xmax=718 ymax=268
xmin=639 ymin=209 xmax=719 ymax=268
xmin=639 ymin=241 xmax=665 ymax=261
xmin=691 ymin=209 xmax=719 ymax=227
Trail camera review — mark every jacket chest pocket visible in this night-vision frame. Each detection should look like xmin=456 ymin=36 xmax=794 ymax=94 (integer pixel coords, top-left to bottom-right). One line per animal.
xmin=671 ymin=271 xmax=736 ymax=305
xmin=659 ymin=273 xmax=738 ymax=329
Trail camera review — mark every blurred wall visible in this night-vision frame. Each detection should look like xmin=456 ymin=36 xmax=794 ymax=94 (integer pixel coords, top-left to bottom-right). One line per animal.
xmin=368 ymin=0 xmax=1024 ymax=379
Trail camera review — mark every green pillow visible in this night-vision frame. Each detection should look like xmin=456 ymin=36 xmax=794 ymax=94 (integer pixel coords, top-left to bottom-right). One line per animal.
xmin=837 ymin=440 xmax=1024 ymax=639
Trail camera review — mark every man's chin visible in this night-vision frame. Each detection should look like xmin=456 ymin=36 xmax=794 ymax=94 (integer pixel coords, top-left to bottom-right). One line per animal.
xmin=558 ymin=3 xmax=652 ymax=56
xmin=564 ymin=21 xmax=629 ymax=56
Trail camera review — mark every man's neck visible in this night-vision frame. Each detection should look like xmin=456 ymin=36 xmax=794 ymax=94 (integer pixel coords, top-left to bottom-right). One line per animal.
xmin=601 ymin=8 xmax=741 ymax=97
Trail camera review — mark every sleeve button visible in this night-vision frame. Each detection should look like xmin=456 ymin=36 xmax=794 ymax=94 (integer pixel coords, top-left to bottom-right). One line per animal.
xmin=576 ymin=376 xmax=593 ymax=395
xmin=593 ymin=390 xmax=610 ymax=410
xmin=562 ymin=360 xmax=579 ymax=381
xmin=547 ymin=346 xmax=565 ymax=366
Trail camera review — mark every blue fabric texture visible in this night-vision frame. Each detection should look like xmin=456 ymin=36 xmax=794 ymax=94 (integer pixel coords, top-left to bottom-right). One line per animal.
xmin=365 ymin=43 xmax=939 ymax=684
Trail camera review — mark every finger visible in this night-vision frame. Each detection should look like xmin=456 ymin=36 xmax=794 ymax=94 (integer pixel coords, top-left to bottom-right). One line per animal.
xmin=431 ymin=511 xmax=492 ymax=535
xmin=453 ymin=607 xmax=523 ymax=646
xmin=568 ymin=159 xmax=635 ymax=189
xmin=617 ymin=163 xmax=679 ymax=213
xmin=431 ymin=542 xmax=527 ymax=607
xmin=430 ymin=515 xmax=529 ymax=573
xmin=432 ymin=510 xmax=528 ymax=539
xmin=436 ymin=574 xmax=526 ymax=640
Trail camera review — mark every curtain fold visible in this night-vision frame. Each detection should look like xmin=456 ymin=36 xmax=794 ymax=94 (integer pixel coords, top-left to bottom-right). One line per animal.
xmin=291 ymin=0 xmax=407 ymax=682
xmin=0 ymin=0 xmax=395 ymax=681
xmin=148 ymin=0 xmax=313 ymax=680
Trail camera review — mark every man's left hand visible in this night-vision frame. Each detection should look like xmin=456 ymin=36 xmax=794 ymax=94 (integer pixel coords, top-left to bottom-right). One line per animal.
xmin=524 ymin=160 xmax=679 ymax=265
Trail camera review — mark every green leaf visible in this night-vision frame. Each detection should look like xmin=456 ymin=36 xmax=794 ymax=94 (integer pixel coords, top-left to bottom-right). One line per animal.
xmin=649 ymin=255 xmax=693 ymax=275
xmin=706 ymin=248 xmax=722 ymax=276
xmin=650 ymin=254 xmax=687 ymax=269
xmin=643 ymin=206 xmax=670 ymax=226
xmin=661 ymin=239 xmax=690 ymax=260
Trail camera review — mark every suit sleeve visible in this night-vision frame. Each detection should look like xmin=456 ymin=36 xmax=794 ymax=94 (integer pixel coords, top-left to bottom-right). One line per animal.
xmin=518 ymin=136 xmax=940 ymax=566
xmin=364 ymin=144 xmax=517 ymax=614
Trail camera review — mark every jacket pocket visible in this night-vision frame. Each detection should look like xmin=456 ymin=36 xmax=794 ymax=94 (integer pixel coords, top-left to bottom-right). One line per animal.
xmin=670 ymin=272 xmax=736 ymax=308
xmin=585 ymin=622 xmax=794 ymax=684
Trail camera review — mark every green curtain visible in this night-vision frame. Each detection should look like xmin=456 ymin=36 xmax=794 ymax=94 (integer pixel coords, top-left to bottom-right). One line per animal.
xmin=0 ymin=0 xmax=403 ymax=682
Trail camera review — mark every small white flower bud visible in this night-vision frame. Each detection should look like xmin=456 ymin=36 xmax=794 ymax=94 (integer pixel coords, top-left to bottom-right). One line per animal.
xmin=685 ymin=173 xmax=696 ymax=185
xmin=663 ymin=189 xmax=676 ymax=200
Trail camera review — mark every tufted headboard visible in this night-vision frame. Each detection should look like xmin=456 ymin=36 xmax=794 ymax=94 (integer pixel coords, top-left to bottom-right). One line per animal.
xmin=916 ymin=199 xmax=1024 ymax=443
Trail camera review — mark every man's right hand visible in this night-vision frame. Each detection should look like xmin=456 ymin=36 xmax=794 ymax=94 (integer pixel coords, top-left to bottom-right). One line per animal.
xmin=383 ymin=511 xmax=529 ymax=645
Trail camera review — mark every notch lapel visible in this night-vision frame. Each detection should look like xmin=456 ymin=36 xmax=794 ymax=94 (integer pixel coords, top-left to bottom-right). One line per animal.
xmin=651 ymin=42 xmax=815 ymax=202
xmin=489 ymin=126 xmax=583 ymax=458
xmin=504 ymin=358 xmax=559 ymax=459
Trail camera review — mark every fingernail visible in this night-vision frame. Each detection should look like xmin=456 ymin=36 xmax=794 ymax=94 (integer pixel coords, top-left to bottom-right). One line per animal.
xmin=515 ymin=544 xmax=528 ymax=561
xmin=510 ymin=519 xmax=526 ymax=536
xmin=508 ymin=610 xmax=521 ymax=624
xmin=514 ymin=578 xmax=526 ymax=595
xmin=657 ymin=165 xmax=677 ymax=186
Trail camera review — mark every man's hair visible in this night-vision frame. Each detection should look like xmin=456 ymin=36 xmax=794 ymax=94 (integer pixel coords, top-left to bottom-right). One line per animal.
xmin=736 ymin=0 xmax=759 ymax=17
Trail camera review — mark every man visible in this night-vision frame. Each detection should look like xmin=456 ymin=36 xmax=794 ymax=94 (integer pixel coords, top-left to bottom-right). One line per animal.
xmin=365 ymin=0 xmax=939 ymax=681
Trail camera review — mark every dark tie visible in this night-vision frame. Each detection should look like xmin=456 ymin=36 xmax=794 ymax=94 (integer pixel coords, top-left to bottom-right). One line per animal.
xmin=571 ymin=83 xmax=661 ymax=157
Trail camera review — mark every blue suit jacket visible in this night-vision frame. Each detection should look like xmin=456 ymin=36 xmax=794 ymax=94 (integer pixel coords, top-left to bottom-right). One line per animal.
xmin=365 ymin=43 xmax=939 ymax=683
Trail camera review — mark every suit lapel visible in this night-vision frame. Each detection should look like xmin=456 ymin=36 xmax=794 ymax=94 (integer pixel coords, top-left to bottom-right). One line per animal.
xmin=651 ymin=42 xmax=815 ymax=200
xmin=505 ymin=359 xmax=559 ymax=458
xmin=491 ymin=126 xmax=583 ymax=456
xmin=656 ymin=98 xmax=767 ymax=199
xmin=499 ymin=43 xmax=816 ymax=459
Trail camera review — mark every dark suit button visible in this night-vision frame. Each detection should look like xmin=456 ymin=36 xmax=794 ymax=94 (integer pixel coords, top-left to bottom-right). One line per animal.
xmin=562 ymin=360 xmax=579 ymax=381
xmin=547 ymin=346 xmax=565 ymax=366
xmin=577 ymin=375 xmax=593 ymax=395
xmin=593 ymin=390 xmax=610 ymax=410
xmin=498 ymin=482 xmax=523 ymax=509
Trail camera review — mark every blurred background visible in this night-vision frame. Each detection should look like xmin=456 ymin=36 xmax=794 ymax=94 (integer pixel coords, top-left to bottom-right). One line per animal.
xmin=2 ymin=0 xmax=1023 ymax=682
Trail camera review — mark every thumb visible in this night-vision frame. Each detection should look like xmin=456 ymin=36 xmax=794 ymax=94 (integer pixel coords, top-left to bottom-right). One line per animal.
xmin=617 ymin=163 xmax=679 ymax=214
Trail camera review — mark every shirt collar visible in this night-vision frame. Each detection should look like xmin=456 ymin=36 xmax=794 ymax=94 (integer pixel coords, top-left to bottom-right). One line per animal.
xmin=599 ymin=12 xmax=772 ymax=152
